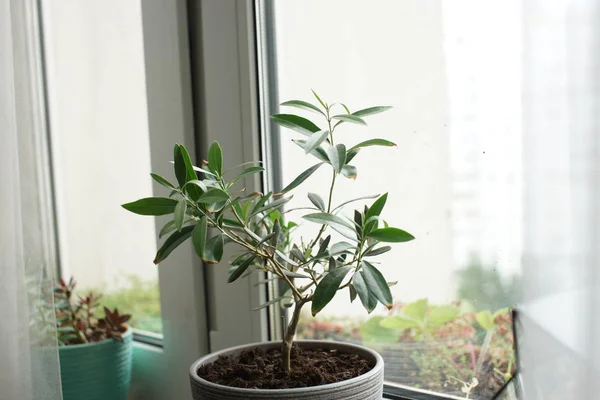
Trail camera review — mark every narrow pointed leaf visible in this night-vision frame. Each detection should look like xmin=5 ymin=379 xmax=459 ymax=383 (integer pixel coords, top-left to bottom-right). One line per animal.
xmin=332 ymin=114 xmax=367 ymax=125
xmin=318 ymin=235 xmax=332 ymax=256
xmin=331 ymin=194 xmax=379 ymax=213
xmin=304 ymin=130 xmax=329 ymax=154
xmin=341 ymin=103 xmax=351 ymax=114
xmin=352 ymin=106 xmax=393 ymax=117
xmin=311 ymin=89 xmax=327 ymax=109
xmin=174 ymin=198 xmax=187 ymax=231
xmin=364 ymin=245 xmax=392 ymax=257
xmin=208 ymin=142 xmax=223 ymax=176
xmin=367 ymin=227 xmax=415 ymax=243
xmin=280 ymin=100 xmax=325 ymax=116
xmin=197 ymin=188 xmax=229 ymax=204
xmin=345 ymin=148 xmax=360 ymax=163
xmin=308 ymin=192 xmax=325 ymax=211
xmin=122 ymin=197 xmax=178 ymax=216
xmin=280 ymin=269 xmax=308 ymax=279
xmin=159 ymin=220 xmax=177 ymax=239
xmin=252 ymin=196 xmax=293 ymax=216
xmin=311 ymin=266 xmax=353 ymax=316
xmin=366 ymin=193 xmax=388 ymax=220
xmin=328 ymin=257 xmax=337 ymax=271
xmin=184 ymin=179 xmax=207 ymax=193
xmin=353 ymin=271 xmax=377 ymax=313
xmin=349 ymin=284 xmax=357 ymax=302
xmin=253 ymin=296 xmax=293 ymax=311
xmin=361 ymin=261 xmax=393 ymax=310
xmin=192 ymin=217 xmax=207 ymax=259
xmin=279 ymin=163 xmax=324 ymax=194
xmin=228 ymin=255 xmax=256 ymax=283
xmin=326 ymin=144 xmax=346 ymax=173
xmin=150 ymin=173 xmax=176 ymax=190
xmin=293 ymin=140 xmax=329 ymax=162
xmin=350 ymin=138 xmax=397 ymax=151
xmin=271 ymin=114 xmax=321 ymax=136
xmin=230 ymin=166 xmax=265 ymax=185
xmin=174 ymin=145 xmax=201 ymax=200
xmin=154 ymin=225 xmax=194 ymax=264
xmin=329 ymin=241 xmax=355 ymax=256
xmin=303 ymin=212 xmax=354 ymax=231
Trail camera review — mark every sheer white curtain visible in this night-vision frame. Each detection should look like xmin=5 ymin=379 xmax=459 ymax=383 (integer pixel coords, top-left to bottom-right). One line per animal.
xmin=0 ymin=0 xmax=62 ymax=399
xmin=521 ymin=0 xmax=600 ymax=399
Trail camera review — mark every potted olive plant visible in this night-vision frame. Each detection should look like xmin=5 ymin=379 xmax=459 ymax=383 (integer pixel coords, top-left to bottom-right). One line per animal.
xmin=123 ymin=91 xmax=415 ymax=399
xmin=54 ymin=278 xmax=133 ymax=400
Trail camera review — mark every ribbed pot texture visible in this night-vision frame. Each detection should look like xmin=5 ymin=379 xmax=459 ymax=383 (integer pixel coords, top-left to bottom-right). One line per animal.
xmin=59 ymin=329 xmax=133 ymax=400
xmin=189 ymin=340 xmax=384 ymax=400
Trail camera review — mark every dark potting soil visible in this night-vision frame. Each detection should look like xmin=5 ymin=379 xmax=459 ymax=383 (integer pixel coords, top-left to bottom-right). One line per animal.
xmin=197 ymin=344 xmax=374 ymax=389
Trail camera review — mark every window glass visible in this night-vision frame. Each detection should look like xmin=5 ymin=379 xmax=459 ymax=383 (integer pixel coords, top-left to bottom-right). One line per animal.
xmin=267 ymin=0 xmax=520 ymax=397
xmin=43 ymin=1 xmax=162 ymax=334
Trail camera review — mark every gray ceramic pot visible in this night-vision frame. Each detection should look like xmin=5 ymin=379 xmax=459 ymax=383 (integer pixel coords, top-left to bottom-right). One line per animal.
xmin=189 ymin=340 xmax=384 ymax=400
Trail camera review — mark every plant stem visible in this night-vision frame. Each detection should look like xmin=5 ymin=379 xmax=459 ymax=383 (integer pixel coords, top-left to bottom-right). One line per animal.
xmin=282 ymin=298 xmax=306 ymax=374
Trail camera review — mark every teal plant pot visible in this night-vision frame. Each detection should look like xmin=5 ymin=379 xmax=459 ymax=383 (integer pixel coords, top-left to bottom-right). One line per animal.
xmin=59 ymin=329 xmax=133 ymax=400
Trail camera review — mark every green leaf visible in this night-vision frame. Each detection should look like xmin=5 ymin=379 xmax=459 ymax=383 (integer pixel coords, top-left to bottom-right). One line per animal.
xmin=326 ymin=144 xmax=346 ymax=173
xmin=349 ymin=284 xmax=357 ymax=302
xmin=352 ymin=106 xmax=393 ymax=117
xmin=360 ymin=316 xmax=399 ymax=345
xmin=345 ymin=148 xmax=360 ymax=163
xmin=292 ymin=139 xmax=329 ymax=162
xmin=150 ymin=173 xmax=176 ymax=190
xmin=228 ymin=255 xmax=256 ymax=283
xmin=428 ymin=305 xmax=460 ymax=326
xmin=476 ymin=310 xmax=495 ymax=331
xmin=303 ymin=212 xmax=354 ymax=231
xmin=311 ymin=266 xmax=353 ymax=316
xmin=154 ymin=225 xmax=194 ymax=264
xmin=307 ymin=192 xmax=325 ymax=211
xmin=208 ymin=142 xmax=223 ymax=176
xmin=361 ymin=261 xmax=393 ymax=310
xmin=280 ymin=100 xmax=325 ymax=116
xmin=367 ymin=227 xmax=415 ymax=243
xmin=353 ymin=271 xmax=377 ymax=313
xmin=175 ymin=145 xmax=201 ymax=200
xmin=197 ymin=188 xmax=229 ymax=204
xmin=184 ymin=179 xmax=208 ymax=193
xmin=304 ymin=130 xmax=330 ymax=154
xmin=341 ymin=103 xmax=351 ymax=114
xmin=317 ymin=235 xmax=331 ymax=256
xmin=122 ymin=197 xmax=178 ymax=216
xmin=203 ymin=235 xmax=224 ymax=264
xmin=331 ymin=194 xmax=379 ymax=213
xmin=174 ymin=198 xmax=187 ymax=231
xmin=192 ymin=217 xmax=207 ymax=259
xmin=328 ymin=257 xmax=337 ymax=271
xmin=159 ymin=220 xmax=177 ymax=239
xmin=279 ymin=163 xmax=324 ymax=194
xmin=403 ymin=299 xmax=428 ymax=322
xmin=253 ymin=295 xmax=293 ymax=311
xmin=366 ymin=193 xmax=388 ymax=221
xmin=379 ymin=315 xmax=420 ymax=330
xmin=311 ymin=89 xmax=327 ymax=109
xmin=350 ymin=138 xmax=397 ymax=151
xmin=173 ymin=145 xmax=188 ymax=187
xmin=271 ymin=114 xmax=321 ymax=136
xmin=341 ymin=165 xmax=357 ymax=180
xmin=364 ymin=245 xmax=392 ymax=257
xmin=329 ymin=241 xmax=354 ymax=256
xmin=230 ymin=166 xmax=265 ymax=185
xmin=332 ymin=114 xmax=367 ymax=125
xmin=252 ymin=196 xmax=293 ymax=216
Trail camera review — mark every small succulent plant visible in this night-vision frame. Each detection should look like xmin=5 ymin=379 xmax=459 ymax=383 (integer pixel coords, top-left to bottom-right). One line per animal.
xmin=54 ymin=277 xmax=131 ymax=345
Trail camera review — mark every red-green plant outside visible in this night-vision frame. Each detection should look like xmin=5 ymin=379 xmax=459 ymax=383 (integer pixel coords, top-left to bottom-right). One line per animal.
xmin=297 ymin=300 xmax=515 ymax=399
xmin=122 ymin=91 xmax=415 ymax=374
xmin=54 ymin=277 xmax=131 ymax=345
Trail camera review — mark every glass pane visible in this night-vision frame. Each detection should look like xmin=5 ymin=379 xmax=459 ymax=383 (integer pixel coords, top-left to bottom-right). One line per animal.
xmin=265 ymin=0 xmax=520 ymax=398
xmin=43 ymin=1 xmax=162 ymax=334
